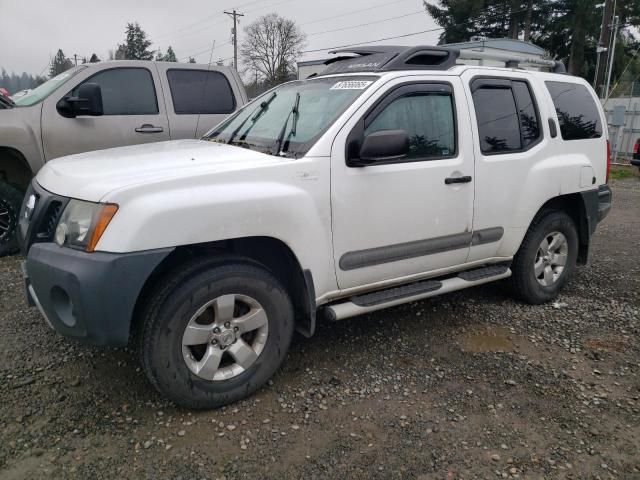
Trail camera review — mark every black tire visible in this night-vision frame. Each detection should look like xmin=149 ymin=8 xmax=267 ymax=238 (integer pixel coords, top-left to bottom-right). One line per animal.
xmin=139 ymin=258 xmax=294 ymax=409
xmin=0 ymin=181 xmax=23 ymax=257
xmin=509 ymin=210 xmax=579 ymax=304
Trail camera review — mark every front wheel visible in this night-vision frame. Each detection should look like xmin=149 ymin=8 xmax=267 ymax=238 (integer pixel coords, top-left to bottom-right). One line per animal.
xmin=139 ymin=260 xmax=294 ymax=409
xmin=509 ymin=210 xmax=579 ymax=304
xmin=0 ymin=181 xmax=23 ymax=257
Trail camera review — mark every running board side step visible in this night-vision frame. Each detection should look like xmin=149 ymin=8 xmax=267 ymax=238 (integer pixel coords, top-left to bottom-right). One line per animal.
xmin=325 ymin=266 xmax=511 ymax=321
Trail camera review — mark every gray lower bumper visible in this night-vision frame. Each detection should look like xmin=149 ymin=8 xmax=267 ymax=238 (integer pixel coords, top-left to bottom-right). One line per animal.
xmin=24 ymin=244 xmax=173 ymax=346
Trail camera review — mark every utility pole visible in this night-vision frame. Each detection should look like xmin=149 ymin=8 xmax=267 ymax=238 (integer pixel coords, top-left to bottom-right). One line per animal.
xmin=604 ymin=15 xmax=619 ymax=100
xmin=224 ymin=9 xmax=244 ymax=70
xmin=595 ymin=0 xmax=615 ymax=96
xmin=74 ymin=54 xmax=78 ymax=67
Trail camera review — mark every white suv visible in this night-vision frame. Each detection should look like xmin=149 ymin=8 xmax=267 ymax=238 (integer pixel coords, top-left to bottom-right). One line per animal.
xmin=19 ymin=46 xmax=612 ymax=409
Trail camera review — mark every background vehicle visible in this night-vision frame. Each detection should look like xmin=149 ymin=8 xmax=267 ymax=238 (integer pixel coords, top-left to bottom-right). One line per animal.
xmin=0 ymin=60 xmax=248 ymax=255
xmin=20 ymin=46 xmax=612 ymax=409
xmin=9 ymin=89 xmax=31 ymax=101
xmin=632 ymin=138 xmax=640 ymax=171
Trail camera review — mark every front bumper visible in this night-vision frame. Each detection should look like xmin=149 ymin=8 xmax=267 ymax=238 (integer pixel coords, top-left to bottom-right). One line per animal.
xmin=24 ymin=243 xmax=173 ymax=346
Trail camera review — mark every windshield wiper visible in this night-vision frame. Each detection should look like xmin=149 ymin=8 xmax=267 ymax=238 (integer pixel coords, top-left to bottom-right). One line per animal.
xmin=226 ymin=91 xmax=277 ymax=145
xmin=272 ymin=92 xmax=300 ymax=156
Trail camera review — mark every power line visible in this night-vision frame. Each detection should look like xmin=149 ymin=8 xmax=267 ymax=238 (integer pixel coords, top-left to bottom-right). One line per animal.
xmin=307 ymin=10 xmax=424 ymax=37
xmin=300 ymin=0 xmax=414 ymax=26
xmin=301 ymin=7 xmax=529 ymax=55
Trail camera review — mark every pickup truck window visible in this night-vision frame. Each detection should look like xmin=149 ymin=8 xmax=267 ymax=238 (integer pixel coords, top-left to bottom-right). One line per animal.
xmin=167 ymin=69 xmax=236 ymax=115
xmin=71 ymin=68 xmax=158 ymax=116
xmin=207 ymin=76 xmax=377 ymax=157
xmin=365 ymin=91 xmax=456 ymax=160
xmin=13 ymin=67 xmax=86 ymax=107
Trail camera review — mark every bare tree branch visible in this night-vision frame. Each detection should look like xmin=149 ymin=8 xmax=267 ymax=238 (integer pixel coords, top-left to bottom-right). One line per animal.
xmin=240 ymin=13 xmax=306 ymax=86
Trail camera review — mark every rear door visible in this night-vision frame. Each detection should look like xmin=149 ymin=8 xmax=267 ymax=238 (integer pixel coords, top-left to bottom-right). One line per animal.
xmin=42 ymin=63 xmax=170 ymax=160
xmin=161 ymin=67 xmax=239 ymax=139
xmin=462 ymin=71 xmax=548 ymax=263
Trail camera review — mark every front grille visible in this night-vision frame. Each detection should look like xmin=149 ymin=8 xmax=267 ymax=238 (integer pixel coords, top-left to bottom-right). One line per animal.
xmin=19 ymin=180 xmax=69 ymax=254
xmin=36 ymin=200 xmax=63 ymax=241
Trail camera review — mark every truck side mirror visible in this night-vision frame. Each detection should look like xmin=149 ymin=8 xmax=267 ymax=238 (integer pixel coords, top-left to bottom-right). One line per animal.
xmin=57 ymin=83 xmax=103 ymax=118
xmin=350 ymin=129 xmax=410 ymax=167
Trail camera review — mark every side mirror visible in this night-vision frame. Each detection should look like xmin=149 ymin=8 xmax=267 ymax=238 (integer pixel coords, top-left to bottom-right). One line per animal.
xmin=57 ymin=83 xmax=103 ymax=118
xmin=351 ymin=129 xmax=410 ymax=167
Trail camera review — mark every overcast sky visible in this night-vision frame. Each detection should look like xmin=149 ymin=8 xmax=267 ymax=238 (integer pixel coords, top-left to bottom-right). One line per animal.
xmin=1 ymin=0 xmax=441 ymax=75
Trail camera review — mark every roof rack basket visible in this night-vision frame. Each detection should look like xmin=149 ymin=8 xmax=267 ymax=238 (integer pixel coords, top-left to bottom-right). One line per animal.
xmin=317 ymin=45 xmax=566 ymax=75
xmin=456 ymin=49 xmax=566 ymax=73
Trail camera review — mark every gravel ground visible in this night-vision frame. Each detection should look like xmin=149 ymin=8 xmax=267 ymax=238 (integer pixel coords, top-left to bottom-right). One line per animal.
xmin=1 ymin=177 xmax=638 ymax=480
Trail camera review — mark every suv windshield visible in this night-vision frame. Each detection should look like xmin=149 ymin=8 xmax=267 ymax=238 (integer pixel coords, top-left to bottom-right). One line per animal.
xmin=14 ymin=66 xmax=87 ymax=107
xmin=206 ymin=76 xmax=378 ymax=157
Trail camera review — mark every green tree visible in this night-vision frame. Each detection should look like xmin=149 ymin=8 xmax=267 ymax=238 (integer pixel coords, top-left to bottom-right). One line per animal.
xmin=89 ymin=53 xmax=100 ymax=63
xmin=116 ymin=22 xmax=154 ymax=60
xmin=424 ymin=0 xmax=640 ymax=80
xmin=164 ymin=46 xmax=177 ymax=62
xmin=49 ymin=49 xmax=74 ymax=77
xmin=188 ymin=57 xmax=196 ymax=63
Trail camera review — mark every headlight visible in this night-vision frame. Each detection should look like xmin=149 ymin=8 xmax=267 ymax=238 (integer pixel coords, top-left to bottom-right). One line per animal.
xmin=55 ymin=200 xmax=118 ymax=252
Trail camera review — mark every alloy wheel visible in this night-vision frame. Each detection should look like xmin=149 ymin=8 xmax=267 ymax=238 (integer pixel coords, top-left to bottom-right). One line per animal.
xmin=181 ymin=294 xmax=269 ymax=381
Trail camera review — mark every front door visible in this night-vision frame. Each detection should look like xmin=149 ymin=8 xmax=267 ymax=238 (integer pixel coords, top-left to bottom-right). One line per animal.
xmin=42 ymin=65 xmax=170 ymax=160
xmin=331 ymin=77 xmax=476 ymax=290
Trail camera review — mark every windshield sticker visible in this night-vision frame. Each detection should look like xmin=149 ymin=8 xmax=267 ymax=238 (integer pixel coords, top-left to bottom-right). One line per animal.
xmin=330 ymin=81 xmax=373 ymax=90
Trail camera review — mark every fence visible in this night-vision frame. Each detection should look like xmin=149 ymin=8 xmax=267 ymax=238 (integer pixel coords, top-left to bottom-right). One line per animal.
xmin=603 ymin=89 xmax=640 ymax=165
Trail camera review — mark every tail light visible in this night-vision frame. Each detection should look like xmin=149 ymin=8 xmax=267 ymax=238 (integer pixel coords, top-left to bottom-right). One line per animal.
xmin=606 ymin=140 xmax=611 ymax=184
xmin=634 ymin=139 xmax=639 ymax=154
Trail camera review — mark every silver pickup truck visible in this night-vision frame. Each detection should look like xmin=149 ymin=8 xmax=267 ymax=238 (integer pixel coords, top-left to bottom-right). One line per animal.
xmin=0 ymin=60 xmax=247 ymax=255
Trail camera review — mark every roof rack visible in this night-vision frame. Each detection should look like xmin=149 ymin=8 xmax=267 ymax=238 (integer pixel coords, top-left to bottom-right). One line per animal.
xmin=316 ymin=45 xmax=566 ymax=76
xmin=456 ymin=49 xmax=566 ymax=73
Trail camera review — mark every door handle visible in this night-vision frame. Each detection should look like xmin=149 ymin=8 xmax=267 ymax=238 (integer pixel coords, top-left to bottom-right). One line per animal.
xmin=445 ymin=175 xmax=472 ymax=185
xmin=135 ymin=124 xmax=164 ymax=133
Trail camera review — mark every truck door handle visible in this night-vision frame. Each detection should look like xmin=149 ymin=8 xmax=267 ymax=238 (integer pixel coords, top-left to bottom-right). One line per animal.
xmin=445 ymin=175 xmax=472 ymax=185
xmin=135 ymin=124 xmax=164 ymax=133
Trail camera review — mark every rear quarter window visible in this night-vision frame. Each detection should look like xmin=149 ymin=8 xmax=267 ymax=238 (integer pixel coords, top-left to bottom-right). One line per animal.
xmin=545 ymin=81 xmax=602 ymax=140
xmin=167 ymin=69 xmax=236 ymax=115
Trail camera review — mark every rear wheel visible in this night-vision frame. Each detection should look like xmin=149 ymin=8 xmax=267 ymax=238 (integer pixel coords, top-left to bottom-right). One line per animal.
xmin=509 ymin=210 xmax=578 ymax=304
xmin=0 ymin=181 xmax=22 ymax=257
xmin=139 ymin=259 xmax=294 ymax=409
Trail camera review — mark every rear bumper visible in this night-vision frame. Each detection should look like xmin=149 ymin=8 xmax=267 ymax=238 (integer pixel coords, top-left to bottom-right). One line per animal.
xmin=24 ymin=243 xmax=173 ymax=346
xmin=631 ymin=158 xmax=640 ymax=167
xmin=597 ymin=184 xmax=612 ymax=223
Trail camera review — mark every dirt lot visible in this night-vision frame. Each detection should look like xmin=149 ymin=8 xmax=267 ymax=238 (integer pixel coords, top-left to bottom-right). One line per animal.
xmin=1 ymin=177 xmax=639 ymax=480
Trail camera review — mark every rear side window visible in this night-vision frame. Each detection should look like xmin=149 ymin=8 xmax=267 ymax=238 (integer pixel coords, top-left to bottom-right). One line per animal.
xmin=365 ymin=91 xmax=456 ymax=159
xmin=73 ymin=68 xmax=158 ymax=115
xmin=167 ymin=70 xmax=236 ymax=115
xmin=545 ymin=81 xmax=602 ymax=140
xmin=472 ymin=78 xmax=541 ymax=154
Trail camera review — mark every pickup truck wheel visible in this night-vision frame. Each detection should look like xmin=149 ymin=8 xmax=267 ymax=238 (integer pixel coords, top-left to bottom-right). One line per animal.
xmin=509 ymin=210 xmax=578 ymax=304
xmin=0 ymin=182 xmax=22 ymax=257
xmin=140 ymin=260 xmax=294 ymax=409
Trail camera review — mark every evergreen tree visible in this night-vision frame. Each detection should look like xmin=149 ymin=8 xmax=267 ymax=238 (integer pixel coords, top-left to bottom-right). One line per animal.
xmin=188 ymin=57 xmax=197 ymax=63
xmin=49 ymin=49 xmax=74 ymax=77
xmin=116 ymin=22 xmax=154 ymax=60
xmin=164 ymin=46 xmax=177 ymax=62
xmin=89 ymin=53 xmax=100 ymax=63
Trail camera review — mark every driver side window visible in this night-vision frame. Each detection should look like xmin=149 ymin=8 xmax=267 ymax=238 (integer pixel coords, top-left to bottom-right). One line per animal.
xmin=365 ymin=90 xmax=456 ymax=160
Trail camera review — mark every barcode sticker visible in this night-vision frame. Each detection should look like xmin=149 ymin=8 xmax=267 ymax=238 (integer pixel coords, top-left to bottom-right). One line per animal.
xmin=330 ymin=81 xmax=373 ymax=90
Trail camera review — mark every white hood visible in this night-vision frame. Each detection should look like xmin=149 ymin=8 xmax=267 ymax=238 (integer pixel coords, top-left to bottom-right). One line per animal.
xmin=36 ymin=140 xmax=283 ymax=201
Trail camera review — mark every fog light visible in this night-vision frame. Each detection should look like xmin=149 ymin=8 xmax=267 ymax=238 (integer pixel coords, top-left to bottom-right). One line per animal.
xmin=55 ymin=223 xmax=68 ymax=246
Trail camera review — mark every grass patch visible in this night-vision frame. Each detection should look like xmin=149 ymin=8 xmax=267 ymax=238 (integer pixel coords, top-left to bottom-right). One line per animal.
xmin=609 ymin=166 xmax=635 ymax=180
